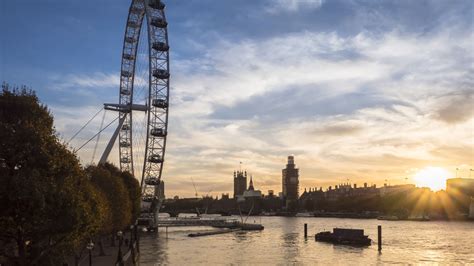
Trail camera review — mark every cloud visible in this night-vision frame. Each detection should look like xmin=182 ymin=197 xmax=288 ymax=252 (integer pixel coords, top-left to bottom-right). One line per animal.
xmin=46 ymin=1 xmax=474 ymax=197
xmin=162 ymin=25 xmax=473 ymax=196
xmin=265 ymin=0 xmax=325 ymax=14
xmin=432 ymin=89 xmax=474 ymax=124
xmin=51 ymin=72 xmax=120 ymax=90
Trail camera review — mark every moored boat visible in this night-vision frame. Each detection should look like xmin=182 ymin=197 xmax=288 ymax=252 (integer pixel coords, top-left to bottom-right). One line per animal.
xmin=315 ymin=228 xmax=371 ymax=246
xmin=377 ymin=215 xmax=399 ymax=221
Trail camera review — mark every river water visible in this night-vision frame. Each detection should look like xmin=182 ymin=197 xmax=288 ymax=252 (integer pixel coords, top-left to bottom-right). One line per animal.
xmin=139 ymin=217 xmax=474 ymax=265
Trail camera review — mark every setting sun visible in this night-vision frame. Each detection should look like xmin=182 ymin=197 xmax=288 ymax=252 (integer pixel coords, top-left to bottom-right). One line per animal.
xmin=413 ymin=167 xmax=453 ymax=191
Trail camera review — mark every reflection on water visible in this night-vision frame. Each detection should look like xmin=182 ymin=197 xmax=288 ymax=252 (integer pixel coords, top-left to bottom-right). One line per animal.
xmin=139 ymin=217 xmax=474 ymax=265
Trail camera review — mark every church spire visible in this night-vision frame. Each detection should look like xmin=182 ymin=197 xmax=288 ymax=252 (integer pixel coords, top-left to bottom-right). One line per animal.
xmin=248 ymin=175 xmax=254 ymax=191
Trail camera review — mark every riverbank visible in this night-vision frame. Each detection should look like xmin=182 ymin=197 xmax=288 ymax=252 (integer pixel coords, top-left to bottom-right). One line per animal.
xmin=64 ymin=230 xmax=139 ymax=266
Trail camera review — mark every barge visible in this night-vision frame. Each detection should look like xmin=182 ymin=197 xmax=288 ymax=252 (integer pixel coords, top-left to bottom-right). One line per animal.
xmin=315 ymin=228 xmax=371 ymax=246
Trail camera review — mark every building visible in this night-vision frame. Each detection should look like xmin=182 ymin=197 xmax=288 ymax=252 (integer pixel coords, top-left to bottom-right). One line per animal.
xmin=156 ymin=180 xmax=165 ymax=200
xmin=267 ymin=190 xmax=275 ymax=198
xmin=446 ymin=178 xmax=474 ymax=197
xmin=447 ymin=178 xmax=474 ymax=214
xmin=221 ymin=193 xmax=230 ymax=200
xmin=299 ymin=187 xmax=325 ymax=205
xmin=242 ymin=176 xmax=262 ymax=198
xmin=233 ymin=170 xmax=247 ymax=198
xmin=469 ymin=198 xmax=474 ymax=219
xmin=282 ymin=155 xmax=299 ymax=207
xmin=379 ymin=184 xmax=415 ymax=196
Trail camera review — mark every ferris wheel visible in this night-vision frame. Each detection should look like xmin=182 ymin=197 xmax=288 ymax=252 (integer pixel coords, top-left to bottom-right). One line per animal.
xmin=98 ymin=0 xmax=170 ymax=224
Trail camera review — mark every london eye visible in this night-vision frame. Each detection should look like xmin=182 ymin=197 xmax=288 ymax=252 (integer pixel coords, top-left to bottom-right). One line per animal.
xmin=99 ymin=0 xmax=170 ymax=226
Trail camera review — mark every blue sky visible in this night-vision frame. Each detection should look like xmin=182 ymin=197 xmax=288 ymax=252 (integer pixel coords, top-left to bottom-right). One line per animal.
xmin=1 ymin=0 xmax=473 ymax=197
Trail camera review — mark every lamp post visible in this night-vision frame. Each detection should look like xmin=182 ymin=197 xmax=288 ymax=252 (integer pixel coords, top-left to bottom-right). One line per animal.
xmin=86 ymin=240 xmax=94 ymax=266
xmin=116 ymin=231 xmax=123 ymax=265
xmin=129 ymin=225 xmax=135 ymax=264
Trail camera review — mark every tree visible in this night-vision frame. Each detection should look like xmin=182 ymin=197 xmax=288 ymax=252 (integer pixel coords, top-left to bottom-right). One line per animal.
xmin=86 ymin=165 xmax=132 ymax=246
xmin=119 ymin=171 xmax=141 ymax=223
xmin=0 ymin=84 xmax=103 ymax=265
xmin=102 ymin=163 xmax=141 ymax=223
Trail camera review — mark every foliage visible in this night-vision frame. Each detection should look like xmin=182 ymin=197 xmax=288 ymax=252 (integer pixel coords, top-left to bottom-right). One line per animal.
xmin=0 ymin=84 xmax=103 ymax=265
xmin=86 ymin=164 xmax=132 ymax=232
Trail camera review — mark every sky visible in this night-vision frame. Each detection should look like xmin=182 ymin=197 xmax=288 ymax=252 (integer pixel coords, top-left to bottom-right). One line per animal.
xmin=1 ymin=0 xmax=473 ymax=197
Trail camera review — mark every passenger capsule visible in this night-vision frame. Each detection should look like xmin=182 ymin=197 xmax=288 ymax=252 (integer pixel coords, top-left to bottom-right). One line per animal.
xmin=148 ymin=154 xmax=163 ymax=163
xmin=121 ymin=70 xmax=132 ymax=77
xmin=120 ymin=88 xmax=131 ymax=95
xmin=123 ymin=54 xmax=135 ymax=61
xmin=152 ymin=98 xmax=168 ymax=108
xmin=152 ymin=42 xmax=169 ymax=52
xmin=119 ymin=141 xmax=130 ymax=147
xmin=152 ymin=69 xmax=169 ymax=79
xmin=150 ymin=18 xmax=167 ymax=28
xmin=149 ymin=0 xmax=165 ymax=10
xmin=150 ymin=128 xmax=166 ymax=137
xmin=145 ymin=177 xmax=160 ymax=186
xmin=130 ymin=6 xmax=143 ymax=14
xmin=128 ymin=21 xmax=140 ymax=28
xmin=125 ymin=37 xmax=136 ymax=43
xmin=142 ymin=195 xmax=155 ymax=202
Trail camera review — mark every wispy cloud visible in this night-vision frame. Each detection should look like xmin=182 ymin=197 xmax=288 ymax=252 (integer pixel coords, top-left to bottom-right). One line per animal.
xmin=50 ymin=72 xmax=120 ymax=90
xmin=265 ymin=0 xmax=325 ymax=13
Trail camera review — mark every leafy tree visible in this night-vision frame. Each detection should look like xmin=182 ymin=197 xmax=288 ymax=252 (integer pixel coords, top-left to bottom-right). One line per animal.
xmin=0 ymin=84 xmax=103 ymax=265
xmin=102 ymin=163 xmax=141 ymax=223
xmin=119 ymin=171 xmax=141 ymax=223
xmin=86 ymin=165 xmax=132 ymax=246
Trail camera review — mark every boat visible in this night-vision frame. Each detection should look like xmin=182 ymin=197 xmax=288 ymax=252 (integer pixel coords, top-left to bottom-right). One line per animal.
xmin=239 ymin=223 xmax=264 ymax=231
xmin=407 ymin=214 xmax=430 ymax=221
xmin=315 ymin=228 xmax=371 ymax=246
xmin=377 ymin=215 xmax=399 ymax=221
xmin=295 ymin=212 xmax=313 ymax=217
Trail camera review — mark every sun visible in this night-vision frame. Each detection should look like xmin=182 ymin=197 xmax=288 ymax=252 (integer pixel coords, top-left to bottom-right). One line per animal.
xmin=413 ymin=167 xmax=452 ymax=191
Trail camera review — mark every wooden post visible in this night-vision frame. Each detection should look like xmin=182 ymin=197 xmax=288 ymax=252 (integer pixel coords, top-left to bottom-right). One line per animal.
xmin=134 ymin=224 xmax=139 ymax=253
xmin=378 ymin=225 xmax=382 ymax=251
xmin=304 ymin=223 xmax=308 ymax=238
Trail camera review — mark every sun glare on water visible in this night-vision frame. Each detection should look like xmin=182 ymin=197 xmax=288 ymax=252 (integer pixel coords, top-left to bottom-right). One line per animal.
xmin=413 ymin=167 xmax=452 ymax=191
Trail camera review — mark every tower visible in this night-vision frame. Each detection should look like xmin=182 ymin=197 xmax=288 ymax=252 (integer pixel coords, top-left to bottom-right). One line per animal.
xmin=233 ymin=170 xmax=247 ymax=198
xmin=248 ymin=175 xmax=254 ymax=191
xmin=282 ymin=155 xmax=299 ymax=207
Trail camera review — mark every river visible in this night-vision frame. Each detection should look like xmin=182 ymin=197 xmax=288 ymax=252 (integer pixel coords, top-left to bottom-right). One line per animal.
xmin=138 ymin=217 xmax=474 ymax=265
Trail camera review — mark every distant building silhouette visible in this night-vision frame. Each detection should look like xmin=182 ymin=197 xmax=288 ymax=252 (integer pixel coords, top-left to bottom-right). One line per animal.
xmin=156 ymin=180 xmax=165 ymax=200
xmin=221 ymin=193 xmax=230 ymax=200
xmin=446 ymin=178 xmax=474 ymax=197
xmin=282 ymin=155 xmax=299 ymax=207
xmin=242 ymin=175 xmax=262 ymax=199
xmin=233 ymin=170 xmax=247 ymax=198
xmin=447 ymin=178 xmax=474 ymax=214
xmin=470 ymin=198 xmax=474 ymax=219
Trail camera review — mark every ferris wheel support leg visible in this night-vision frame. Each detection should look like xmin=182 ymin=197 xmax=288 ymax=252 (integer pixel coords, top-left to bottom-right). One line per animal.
xmin=99 ymin=115 xmax=126 ymax=165
xmin=152 ymin=199 xmax=162 ymax=228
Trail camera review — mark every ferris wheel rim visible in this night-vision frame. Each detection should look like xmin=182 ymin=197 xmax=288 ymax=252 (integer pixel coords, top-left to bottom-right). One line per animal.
xmin=117 ymin=0 xmax=170 ymax=204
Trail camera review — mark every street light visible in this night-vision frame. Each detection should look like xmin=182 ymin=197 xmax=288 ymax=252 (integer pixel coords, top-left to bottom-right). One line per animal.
xmin=86 ymin=240 xmax=94 ymax=266
xmin=129 ymin=225 xmax=135 ymax=264
xmin=116 ymin=231 xmax=123 ymax=265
